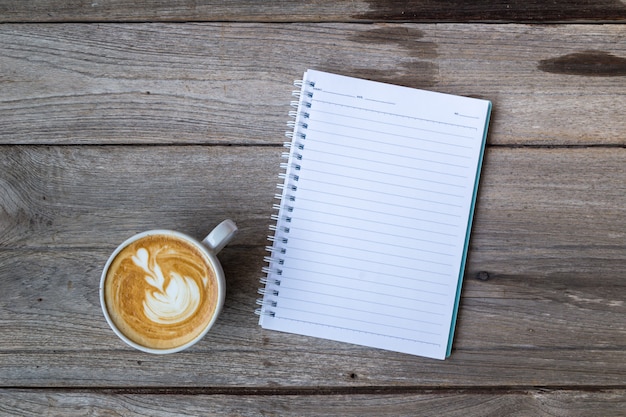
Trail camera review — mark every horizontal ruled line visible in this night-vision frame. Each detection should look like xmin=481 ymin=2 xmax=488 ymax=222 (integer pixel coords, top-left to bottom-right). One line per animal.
xmin=322 ymin=90 xmax=358 ymax=99
xmin=289 ymin=237 xmax=453 ymax=268
xmin=292 ymin=210 xmax=458 ymax=244
xmin=286 ymin=242 xmax=452 ymax=276
xmin=365 ymin=97 xmax=395 ymax=105
xmin=278 ymin=286 xmax=446 ymax=316
xmin=273 ymin=316 xmax=442 ymax=347
xmin=303 ymin=144 xmax=467 ymax=180
xmin=279 ymin=257 xmax=451 ymax=287
xmin=312 ymin=119 xmax=474 ymax=151
xmin=301 ymin=166 xmax=466 ymax=198
xmin=281 ymin=273 xmax=448 ymax=303
xmin=280 ymin=267 xmax=449 ymax=296
xmin=273 ymin=303 xmax=442 ymax=336
xmin=314 ymin=98 xmax=478 ymax=131
xmin=308 ymin=128 xmax=472 ymax=160
xmin=308 ymin=136 xmax=471 ymax=168
xmin=294 ymin=206 xmax=459 ymax=238
xmin=313 ymin=109 xmax=474 ymax=140
xmin=291 ymin=224 xmax=456 ymax=256
xmin=298 ymin=178 xmax=464 ymax=209
xmin=295 ymin=196 xmax=460 ymax=227
xmin=296 ymin=190 xmax=463 ymax=219
xmin=301 ymin=157 xmax=467 ymax=190
xmin=455 ymin=112 xmax=481 ymax=120
xmin=308 ymin=128 xmax=472 ymax=163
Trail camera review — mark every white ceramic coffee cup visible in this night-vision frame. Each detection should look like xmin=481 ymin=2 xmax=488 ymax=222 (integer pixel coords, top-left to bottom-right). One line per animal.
xmin=100 ymin=219 xmax=238 ymax=354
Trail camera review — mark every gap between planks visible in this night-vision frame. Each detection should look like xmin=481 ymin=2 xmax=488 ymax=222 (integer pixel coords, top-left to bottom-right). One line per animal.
xmin=2 ymin=385 xmax=624 ymax=395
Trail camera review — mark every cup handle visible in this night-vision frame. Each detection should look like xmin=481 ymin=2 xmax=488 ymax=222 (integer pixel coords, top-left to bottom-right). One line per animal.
xmin=202 ymin=219 xmax=238 ymax=254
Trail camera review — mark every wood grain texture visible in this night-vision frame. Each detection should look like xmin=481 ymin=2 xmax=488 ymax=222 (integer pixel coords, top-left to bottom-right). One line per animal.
xmin=1 ymin=145 xmax=624 ymax=260
xmin=1 ymin=23 xmax=625 ymax=146
xmin=0 ymin=146 xmax=624 ymax=388
xmin=1 ymin=389 xmax=625 ymax=416
xmin=1 ymin=5 xmax=625 ymax=413
xmin=1 ymin=0 xmax=626 ymax=23
xmin=0 ymin=146 xmax=279 ymax=247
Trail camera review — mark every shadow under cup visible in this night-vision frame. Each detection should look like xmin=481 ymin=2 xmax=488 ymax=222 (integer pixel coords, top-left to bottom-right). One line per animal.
xmin=100 ymin=222 xmax=236 ymax=354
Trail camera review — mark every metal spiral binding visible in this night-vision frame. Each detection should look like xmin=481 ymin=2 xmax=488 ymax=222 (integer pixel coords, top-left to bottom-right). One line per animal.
xmin=255 ymin=77 xmax=314 ymax=318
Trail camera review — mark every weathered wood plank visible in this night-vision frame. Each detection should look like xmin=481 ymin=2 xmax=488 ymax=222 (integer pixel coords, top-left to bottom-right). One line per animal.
xmin=469 ymin=146 xmax=626 ymax=282
xmin=0 ymin=146 xmax=624 ymax=255
xmin=1 ymin=389 xmax=625 ymax=416
xmin=0 ymin=146 xmax=280 ymax=247
xmin=1 ymin=347 xmax=624 ymax=387
xmin=1 ymin=0 xmax=626 ymax=23
xmin=0 ymin=146 xmax=624 ymax=387
xmin=1 ymin=23 xmax=625 ymax=146
xmin=0 ymin=245 xmax=624 ymax=351
xmin=1 ymin=1 xmax=623 ymax=411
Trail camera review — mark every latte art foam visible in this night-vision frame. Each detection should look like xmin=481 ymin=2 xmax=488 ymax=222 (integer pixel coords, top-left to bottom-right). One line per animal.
xmin=132 ymin=247 xmax=202 ymax=325
xmin=103 ymin=234 xmax=219 ymax=350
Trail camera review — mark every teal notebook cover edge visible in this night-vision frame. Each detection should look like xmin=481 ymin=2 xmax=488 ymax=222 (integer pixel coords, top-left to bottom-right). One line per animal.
xmin=446 ymin=100 xmax=492 ymax=357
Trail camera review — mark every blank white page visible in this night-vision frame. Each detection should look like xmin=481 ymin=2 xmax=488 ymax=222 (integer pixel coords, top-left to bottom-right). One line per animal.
xmin=259 ymin=70 xmax=491 ymax=360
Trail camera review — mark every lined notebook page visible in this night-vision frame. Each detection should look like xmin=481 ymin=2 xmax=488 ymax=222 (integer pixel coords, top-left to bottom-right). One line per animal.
xmin=259 ymin=70 xmax=491 ymax=360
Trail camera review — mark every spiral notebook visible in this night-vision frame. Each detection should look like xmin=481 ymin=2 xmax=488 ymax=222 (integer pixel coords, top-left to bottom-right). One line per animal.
xmin=257 ymin=70 xmax=492 ymax=360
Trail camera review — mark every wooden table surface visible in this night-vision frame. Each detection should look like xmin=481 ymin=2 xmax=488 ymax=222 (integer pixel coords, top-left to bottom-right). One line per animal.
xmin=1 ymin=1 xmax=625 ymax=415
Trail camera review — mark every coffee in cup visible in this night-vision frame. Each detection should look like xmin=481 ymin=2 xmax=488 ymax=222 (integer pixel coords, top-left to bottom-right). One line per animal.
xmin=100 ymin=220 xmax=237 ymax=353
